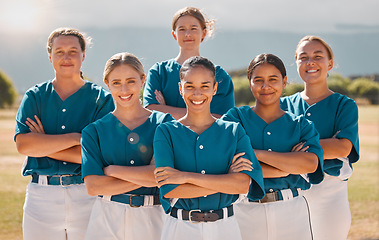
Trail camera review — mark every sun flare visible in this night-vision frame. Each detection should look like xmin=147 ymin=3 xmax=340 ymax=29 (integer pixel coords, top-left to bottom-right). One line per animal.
xmin=0 ymin=1 xmax=42 ymax=32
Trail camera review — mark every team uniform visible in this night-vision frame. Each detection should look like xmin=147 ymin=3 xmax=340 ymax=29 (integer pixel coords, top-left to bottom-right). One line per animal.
xmin=153 ymin=119 xmax=265 ymax=240
xmin=14 ymin=80 xmax=114 ymax=240
xmin=222 ymin=106 xmax=324 ymax=240
xmin=142 ymin=59 xmax=235 ymax=115
xmin=281 ymin=92 xmax=360 ymax=240
xmin=81 ymin=111 xmax=173 ymax=240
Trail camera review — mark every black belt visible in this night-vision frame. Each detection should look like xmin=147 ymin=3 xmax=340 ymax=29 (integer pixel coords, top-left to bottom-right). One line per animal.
xmin=100 ymin=194 xmax=161 ymax=207
xmin=251 ymin=188 xmax=300 ymax=203
xmin=170 ymin=205 xmax=233 ymax=223
xmin=31 ymin=174 xmax=83 ymax=186
xmin=252 ymin=191 xmax=279 ymax=203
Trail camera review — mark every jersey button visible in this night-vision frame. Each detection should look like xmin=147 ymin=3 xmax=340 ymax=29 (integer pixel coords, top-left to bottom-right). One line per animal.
xmin=268 ymin=149 xmax=272 ymax=151
xmin=269 ymin=188 xmax=274 ymax=192
xmin=307 ymin=113 xmax=311 ymax=116
xmin=62 ymin=109 xmax=66 ymax=112
xmin=130 ymin=160 xmax=134 ymax=164
xmin=201 ymin=170 xmax=205 ymax=174
xmin=199 ymin=145 xmax=204 ymax=150
xmin=129 ymin=137 xmax=134 ymax=142
xmin=62 ymin=162 xmax=67 ymax=165
xmin=61 ymin=125 xmax=65 ymax=129
xmin=267 ymin=132 xmax=271 ymax=135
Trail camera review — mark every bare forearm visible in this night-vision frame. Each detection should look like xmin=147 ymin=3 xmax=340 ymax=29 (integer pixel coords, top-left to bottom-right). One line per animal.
xmin=48 ymin=146 xmax=82 ymax=164
xmin=320 ymin=138 xmax=352 ymax=159
xmin=16 ymin=133 xmax=80 ymax=157
xmin=84 ymin=175 xmax=140 ymax=196
xmin=260 ymin=162 xmax=289 ymax=178
xmin=105 ymin=165 xmax=157 ymax=187
xmin=164 ymin=183 xmax=218 ymax=198
xmin=186 ymin=172 xmax=250 ymax=194
xmin=255 ymin=150 xmax=318 ymax=174
xmin=146 ymin=104 xmax=186 ymax=120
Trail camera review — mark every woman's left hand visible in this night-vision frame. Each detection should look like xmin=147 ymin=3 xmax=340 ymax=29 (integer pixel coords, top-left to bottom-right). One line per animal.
xmin=291 ymin=142 xmax=309 ymax=152
xmin=103 ymin=165 xmax=115 ymax=176
xmin=154 ymin=167 xmax=186 ymax=187
xmin=228 ymin=152 xmax=253 ymax=173
xmin=154 ymin=90 xmax=166 ymax=105
xmin=26 ymin=115 xmax=45 ymax=134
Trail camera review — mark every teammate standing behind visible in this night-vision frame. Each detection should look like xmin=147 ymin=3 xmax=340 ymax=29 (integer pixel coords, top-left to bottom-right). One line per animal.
xmin=222 ymin=54 xmax=324 ymax=239
xmin=143 ymin=7 xmax=234 ymax=119
xmin=280 ymin=36 xmax=360 ymax=240
xmin=14 ymin=28 xmax=114 ymax=240
xmin=153 ymin=56 xmax=264 ymax=240
xmin=81 ymin=52 xmax=173 ymax=240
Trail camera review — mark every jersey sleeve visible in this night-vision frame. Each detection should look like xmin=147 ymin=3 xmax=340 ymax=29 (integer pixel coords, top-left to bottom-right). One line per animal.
xmin=220 ymin=107 xmax=241 ymax=123
xmin=143 ymin=63 xmax=162 ymax=107
xmin=235 ymin=124 xmax=265 ymax=201
xmin=299 ymin=117 xmax=325 ymax=184
xmin=81 ymin=124 xmax=106 ymax=178
xmin=210 ymin=66 xmax=235 ymax=115
xmin=153 ymin=124 xmax=179 ymax=213
xmin=92 ymin=90 xmax=115 ymax=122
xmin=334 ymin=98 xmax=359 ymax=164
xmin=14 ymin=91 xmax=39 ymax=141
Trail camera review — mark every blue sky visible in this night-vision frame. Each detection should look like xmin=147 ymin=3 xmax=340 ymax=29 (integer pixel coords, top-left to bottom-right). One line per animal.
xmin=1 ymin=0 xmax=378 ymax=34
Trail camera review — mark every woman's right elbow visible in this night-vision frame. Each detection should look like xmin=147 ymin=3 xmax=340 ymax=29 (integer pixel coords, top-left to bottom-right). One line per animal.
xmin=16 ymin=140 xmax=28 ymax=156
xmin=84 ymin=179 xmax=99 ymax=196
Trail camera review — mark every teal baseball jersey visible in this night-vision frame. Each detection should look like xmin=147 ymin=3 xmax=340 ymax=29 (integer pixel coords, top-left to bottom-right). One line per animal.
xmin=281 ymin=92 xmax=359 ymax=177
xmin=154 ymin=119 xmax=265 ymax=214
xmin=81 ymin=111 xmax=173 ymax=195
xmin=222 ymin=106 xmax=324 ymax=195
xmin=15 ymin=80 xmax=114 ymax=176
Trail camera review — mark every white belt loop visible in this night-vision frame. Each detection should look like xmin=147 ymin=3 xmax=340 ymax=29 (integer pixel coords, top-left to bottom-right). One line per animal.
xmin=177 ymin=209 xmax=183 ymax=220
xmin=102 ymin=195 xmax=112 ymax=201
xmin=300 ymin=173 xmax=310 ymax=182
xmin=222 ymin=207 xmax=228 ymax=220
xmin=38 ymin=175 xmax=48 ymax=185
xmin=170 ymin=198 xmax=179 ymax=207
xmin=144 ymin=195 xmax=154 ymax=206
xmin=297 ymin=188 xmax=302 ymax=197
xmin=280 ymin=189 xmax=294 ymax=201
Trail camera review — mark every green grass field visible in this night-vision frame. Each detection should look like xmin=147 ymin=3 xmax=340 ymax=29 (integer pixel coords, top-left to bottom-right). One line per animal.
xmin=0 ymin=106 xmax=378 ymax=240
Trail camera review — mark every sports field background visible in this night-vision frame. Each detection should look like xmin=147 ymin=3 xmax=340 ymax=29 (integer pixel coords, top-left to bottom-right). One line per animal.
xmin=0 ymin=105 xmax=378 ymax=240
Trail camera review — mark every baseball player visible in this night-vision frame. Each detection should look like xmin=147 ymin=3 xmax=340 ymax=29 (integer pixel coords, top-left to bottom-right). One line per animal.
xmin=281 ymin=36 xmax=360 ymax=240
xmin=222 ymin=53 xmax=324 ymax=239
xmin=81 ymin=52 xmax=173 ymax=240
xmin=14 ymin=28 xmax=114 ymax=239
xmin=153 ymin=56 xmax=265 ymax=240
xmin=143 ymin=7 xmax=234 ymax=119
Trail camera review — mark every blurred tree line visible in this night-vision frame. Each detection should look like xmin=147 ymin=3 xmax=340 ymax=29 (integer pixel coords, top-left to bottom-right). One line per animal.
xmin=1 ymin=67 xmax=378 ymax=109
xmin=0 ymin=69 xmax=17 ymax=108
xmin=232 ymin=72 xmax=379 ymax=106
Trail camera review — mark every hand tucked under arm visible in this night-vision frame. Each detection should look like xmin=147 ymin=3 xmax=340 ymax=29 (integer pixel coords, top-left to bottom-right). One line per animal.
xmin=16 ymin=115 xmax=81 ymax=157
xmin=48 ymin=145 xmax=82 ymax=164
xmin=154 ymin=166 xmax=250 ymax=196
xmin=320 ymin=138 xmax=352 ymax=159
xmin=254 ymin=149 xmax=318 ymax=174
xmin=104 ymin=164 xmax=157 ymax=188
xmin=84 ymin=175 xmax=141 ymax=196
xmin=260 ymin=162 xmax=290 ymax=178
